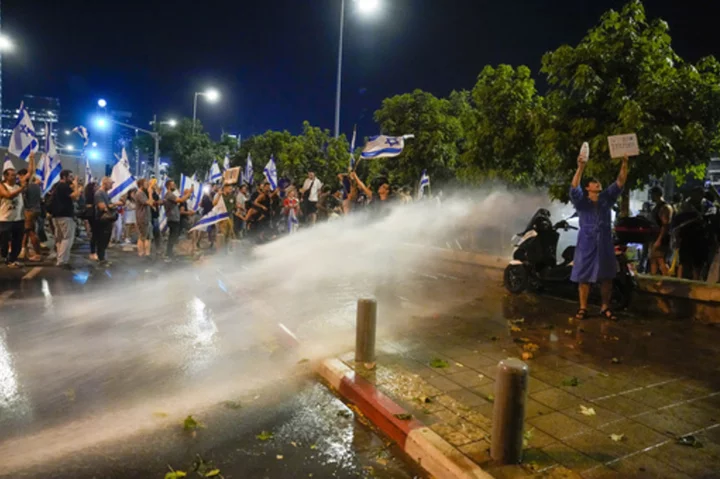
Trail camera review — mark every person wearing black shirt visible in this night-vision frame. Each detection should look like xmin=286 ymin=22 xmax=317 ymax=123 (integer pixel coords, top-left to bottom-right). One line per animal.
xmin=50 ymin=170 xmax=82 ymax=268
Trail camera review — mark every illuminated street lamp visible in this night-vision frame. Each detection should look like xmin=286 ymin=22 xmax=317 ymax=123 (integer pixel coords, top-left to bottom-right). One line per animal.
xmin=334 ymin=0 xmax=381 ymax=138
xmin=0 ymin=35 xmax=13 ymax=52
xmin=192 ymin=88 xmax=220 ymax=132
xmin=64 ymin=130 xmax=71 ymax=136
xmin=92 ymin=142 xmax=98 ymax=148
xmin=66 ymin=145 xmax=74 ymax=151
xmin=97 ymin=98 xmax=107 ymax=109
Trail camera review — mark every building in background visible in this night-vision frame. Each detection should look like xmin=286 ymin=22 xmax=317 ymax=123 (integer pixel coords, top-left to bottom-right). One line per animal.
xmin=1 ymin=95 xmax=60 ymax=145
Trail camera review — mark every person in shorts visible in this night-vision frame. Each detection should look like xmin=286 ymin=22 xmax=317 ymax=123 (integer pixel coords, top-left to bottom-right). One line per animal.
xmin=18 ymin=169 xmax=42 ymax=261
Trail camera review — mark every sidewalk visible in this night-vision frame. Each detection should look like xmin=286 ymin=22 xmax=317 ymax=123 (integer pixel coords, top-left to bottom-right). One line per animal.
xmin=330 ymin=275 xmax=720 ymax=478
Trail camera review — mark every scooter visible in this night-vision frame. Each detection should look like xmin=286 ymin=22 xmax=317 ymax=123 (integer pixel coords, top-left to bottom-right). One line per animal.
xmin=503 ymin=209 xmax=635 ymax=309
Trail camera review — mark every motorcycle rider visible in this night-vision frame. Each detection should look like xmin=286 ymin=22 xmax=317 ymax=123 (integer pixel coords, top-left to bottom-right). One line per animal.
xmin=569 ymin=152 xmax=629 ymax=320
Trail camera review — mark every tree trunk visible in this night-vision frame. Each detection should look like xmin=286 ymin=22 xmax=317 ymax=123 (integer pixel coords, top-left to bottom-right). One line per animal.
xmin=619 ymin=188 xmax=631 ymax=218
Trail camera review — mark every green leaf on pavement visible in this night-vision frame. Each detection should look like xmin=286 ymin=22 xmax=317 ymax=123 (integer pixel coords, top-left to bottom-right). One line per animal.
xmin=183 ymin=415 xmax=201 ymax=431
xmin=256 ymin=431 xmax=274 ymax=441
xmin=486 ymin=394 xmax=495 ymax=403
xmin=165 ymin=472 xmax=187 ymax=479
xmin=429 ymin=358 xmax=449 ymax=369
xmin=205 ymin=469 xmax=221 ymax=477
xmin=393 ymin=413 xmax=413 ymax=421
xmin=562 ymin=377 xmax=580 ymax=387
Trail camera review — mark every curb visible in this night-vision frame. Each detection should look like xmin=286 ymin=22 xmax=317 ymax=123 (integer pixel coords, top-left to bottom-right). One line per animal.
xmin=316 ymin=358 xmax=494 ymax=479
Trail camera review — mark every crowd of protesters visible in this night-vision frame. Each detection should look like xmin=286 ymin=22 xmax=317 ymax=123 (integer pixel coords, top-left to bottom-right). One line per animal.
xmin=639 ymin=184 xmax=720 ymax=283
xmin=1 ymin=156 xmax=425 ymax=269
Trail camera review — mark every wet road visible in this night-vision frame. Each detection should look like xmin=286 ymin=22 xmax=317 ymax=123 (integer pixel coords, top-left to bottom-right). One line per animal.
xmin=0 ymin=251 xmax=424 ymax=478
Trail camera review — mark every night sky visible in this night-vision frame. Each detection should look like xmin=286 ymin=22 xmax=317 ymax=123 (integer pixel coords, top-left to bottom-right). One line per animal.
xmin=3 ymin=0 xmax=720 ymax=140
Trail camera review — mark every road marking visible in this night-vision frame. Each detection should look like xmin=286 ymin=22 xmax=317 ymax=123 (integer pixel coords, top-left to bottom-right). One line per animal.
xmin=22 ymin=267 xmax=43 ymax=280
xmin=0 ymin=290 xmax=14 ymax=306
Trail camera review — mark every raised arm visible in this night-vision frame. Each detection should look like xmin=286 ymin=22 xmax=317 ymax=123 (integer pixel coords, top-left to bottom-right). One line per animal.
xmin=351 ymin=172 xmax=372 ymax=199
xmin=571 ymin=156 xmax=586 ymax=189
xmin=616 ymin=154 xmax=629 ymax=189
xmin=0 ymin=182 xmax=25 ymax=199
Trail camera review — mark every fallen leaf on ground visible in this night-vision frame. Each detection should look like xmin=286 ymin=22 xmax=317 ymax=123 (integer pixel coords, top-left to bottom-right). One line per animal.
xmin=337 ymin=409 xmax=352 ymax=418
xmin=429 ymin=358 xmax=449 ymax=369
xmin=165 ymin=472 xmax=187 ymax=479
xmin=676 ymin=435 xmax=703 ymax=448
xmin=455 ymin=362 xmax=464 ymax=368
xmin=523 ymin=343 xmax=539 ymax=353
xmin=256 ymin=431 xmax=274 ymax=441
xmin=564 ymin=329 xmax=573 ymax=335
xmin=486 ymin=394 xmax=495 ymax=403
xmin=310 ymin=444 xmax=318 ymax=450
xmin=521 ymin=352 xmax=533 ymax=361
xmin=523 ymin=428 xmax=534 ymax=448
xmin=64 ymin=389 xmax=76 ymax=402
xmin=276 ymin=455 xmax=284 ymax=460
xmin=393 ymin=413 xmax=413 ymax=420
xmin=205 ymin=470 xmax=221 ymax=477
xmin=510 ymin=326 xmax=522 ymax=333
xmin=610 ymin=433 xmax=625 ymax=442
xmin=297 ymin=358 xmax=310 ymax=364
xmin=611 ymin=357 xmax=621 ymax=364
xmin=562 ymin=377 xmax=580 ymax=387
xmin=222 ymin=401 xmax=242 ymax=410
xmin=490 ymin=336 xmax=498 ymax=341
xmin=291 ymin=441 xmax=298 ymax=447
xmin=508 ymin=318 xmax=525 ymax=324
xmin=153 ymin=412 xmax=169 ymax=418
xmin=579 ymin=405 xmax=596 ymax=416
xmin=415 ymin=396 xmax=433 ymax=404
xmin=376 ymin=458 xmax=388 ymax=466
xmin=183 ymin=415 xmax=201 ymax=431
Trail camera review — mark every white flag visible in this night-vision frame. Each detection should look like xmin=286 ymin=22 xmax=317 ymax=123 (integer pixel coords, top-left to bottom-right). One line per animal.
xmin=244 ymin=153 xmax=253 ymax=185
xmin=72 ymin=126 xmax=90 ymax=147
xmin=223 ymin=154 xmax=231 ymax=171
xmin=209 ymin=159 xmax=222 ymax=183
xmin=263 ymin=156 xmax=278 ymax=190
xmin=360 ymin=134 xmax=414 ymax=159
xmin=109 ymin=158 xmax=136 ymax=202
xmin=114 ymin=147 xmax=130 ymax=169
xmin=418 ymin=170 xmax=430 ymax=199
xmin=85 ymin=157 xmax=94 ymax=185
xmin=190 ymin=196 xmax=230 ymax=232
xmin=43 ymin=134 xmax=62 ymax=196
xmin=9 ymin=103 xmax=39 ymax=161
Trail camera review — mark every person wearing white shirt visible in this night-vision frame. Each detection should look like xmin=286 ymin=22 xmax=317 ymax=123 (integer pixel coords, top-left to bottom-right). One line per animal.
xmin=301 ymin=171 xmax=323 ymax=225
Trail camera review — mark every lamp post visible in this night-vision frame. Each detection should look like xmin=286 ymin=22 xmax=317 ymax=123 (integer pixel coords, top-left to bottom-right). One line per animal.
xmin=97 ymin=115 xmax=161 ymax=178
xmin=192 ymin=89 xmax=220 ymax=133
xmin=334 ymin=0 xmax=380 ymax=138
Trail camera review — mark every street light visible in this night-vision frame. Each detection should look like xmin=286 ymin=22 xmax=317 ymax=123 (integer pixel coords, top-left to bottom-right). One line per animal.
xmin=192 ymin=88 xmax=221 ymax=132
xmin=0 ymin=35 xmax=14 ymax=52
xmin=64 ymin=130 xmax=71 ymax=136
xmin=66 ymin=145 xmax=74 ymax=151
xmin=168 ymin=119 xmax=178 ymax=128
xmin=334 ymin=0 xmax=381 ymax=138
xmin=97 ymin=98 xmax=107 ymax=108
xmin=92 ymin=142 xmax=98 ymax=148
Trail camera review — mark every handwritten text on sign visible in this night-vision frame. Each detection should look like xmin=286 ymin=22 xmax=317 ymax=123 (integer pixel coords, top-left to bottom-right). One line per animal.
xmin=223 ymin=167 xmax=241 ymax=185
xmin=607 ymin=134 xmax=639 ymax=158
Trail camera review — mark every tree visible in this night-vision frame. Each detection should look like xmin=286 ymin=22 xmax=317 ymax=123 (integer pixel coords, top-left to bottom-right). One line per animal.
xmin=373 ymin=89 xmax=465 ymax=187
xmin=458 ymin=65 xmax=543 ymax=187
xmin=539 ymin=0 xmax=720 ymax=208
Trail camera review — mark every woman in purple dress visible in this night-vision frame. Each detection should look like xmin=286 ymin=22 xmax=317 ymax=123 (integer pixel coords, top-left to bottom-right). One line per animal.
xmin=570 ymin=153 xmax=629 ymax=320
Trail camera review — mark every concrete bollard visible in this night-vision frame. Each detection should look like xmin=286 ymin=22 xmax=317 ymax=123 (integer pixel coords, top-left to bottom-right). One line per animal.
xmin=491 ymin=358 xmax=529 ymax=464
xmin=355 ymin=298 xmax=377 ymax=364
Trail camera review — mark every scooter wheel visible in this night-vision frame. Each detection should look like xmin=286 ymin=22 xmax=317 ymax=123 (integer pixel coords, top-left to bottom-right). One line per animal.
xmin=504 ymin=264 xmax=528 ymax=294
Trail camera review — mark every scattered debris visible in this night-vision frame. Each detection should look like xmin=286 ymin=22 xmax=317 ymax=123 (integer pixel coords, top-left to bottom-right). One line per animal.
xmin=337 ymin=409 xmax=353 ymax=419
xmin=455 ymin=362 xmax=464 ymax=368
xmin=523 ymin=343 xmax=539 ymax=353
xmin=564 ymin=329 xmax=573 ymax=335
xmin=490 ymin=336 xmax=499 ymax=341
xmin=376 ymin=458 xmax=388 ymax=466
xmin=562 ymin=377 xmax=580 ymax=387
xmin=676 ymin=435 xmax=703 ymax=448
xmin=415 ymin=396 xmax=433 ymax=404
xmin=393 ymin=413 xmax=413 ymax=421
xmin=165 ymin=471 xmax=187 ymax=479
xmin=64 ymin=389 xmax=76 ymax=402
xmin=521 ymin=352 xmax=533 ymax=361
xmin=429 ymin=358 xmax=449 ymax=369
xmin=310 ymin=444 xmax=318 ymax=450
xmin=523 ymin=428 xmax=534 ymax=448
xmin=276 ymin=455 xmax=284 ymax=460
xmin=297 ymin=358 xmax=310 ymax=364
xmin=192 ymin=455 xmax=221 ymax=478
xmin=510 ymin=326 xmax=522 ymax=333
xmin=256 ymin=431 xmax=274 ymax=441
xmin=421 ymin=408 xmax=432 ymax=415
xmin=153 ymin=412 xmax=169 ymax=418
xmin=183 ymin=416 xmax=202 ymax=431
xmin=513 ymin=337 xmax=531 ymax=344
xmin=486 ymin=394 xmax=495 ymax=403
xmin=205 ymin=470 xmax=221 ymax=477
xmin=222 ymin=401 xmax=242 ymax=410
xmin=579 ymin=405 xmax=596 ymax=416
xmin=610 ymin=433 xmax=625 ymax=442
xmin=611 ymin=357 xmax=621 ymax=364
xmin=291 ymin=441 xmax=298 ymax=447
xmin=508 ymin=318 xmax=525 ymax=325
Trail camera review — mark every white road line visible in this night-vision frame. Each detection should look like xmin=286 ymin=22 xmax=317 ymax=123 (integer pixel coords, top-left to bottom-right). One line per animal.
xmin=22 ymin=267 xmax=43 ymax=280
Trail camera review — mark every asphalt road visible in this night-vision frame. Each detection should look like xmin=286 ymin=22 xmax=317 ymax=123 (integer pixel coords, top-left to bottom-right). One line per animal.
xmin=0 ymin=245 xmax=424 ymax=479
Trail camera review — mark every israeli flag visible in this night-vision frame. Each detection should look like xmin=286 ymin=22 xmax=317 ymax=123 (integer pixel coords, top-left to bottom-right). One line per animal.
xmin=72 ymin=126 xmax=90 ymax=147
xmin=115 ymin=147 xmax=130 ymax=169
xmin=159 ymin=206 xmax=168 ymax=233
xmin=85 ymin=156 xmax=94 ymax=185
xmin=360 ymin=134 xmax=415 ymax=159
xmin=190 ymin=196 xmax=230 ymax=232
xmin=109 ymin=157 xmax=136 ymax=202
xmin=244 ymin=153 xmax=253 ymax=185
xmin=43 ymin=134 xmax=62 ymax=196
xmin=209 ymin=159 xmax=222 ymax=183
xmin=223 ymin=154 xmax=231 ymax=171
xmin=263 ymin=156 xmax=278 ymax=190
xmin=9 ymin=103 xmax=39 ymax=161
xmin=180 ymin=173 xmax=203 ymax=212
xmin=35 ymin=153 xmax=45 ymax=181
xmin=3 ymin=155 xmax=14 ymax=173
xmin=418 ymin=170 xmax=430 ymax=199
xmin=349 ymin=126 xmax=357 ymax=170
xmin=287 ymin=208 xmax=299 ymax=235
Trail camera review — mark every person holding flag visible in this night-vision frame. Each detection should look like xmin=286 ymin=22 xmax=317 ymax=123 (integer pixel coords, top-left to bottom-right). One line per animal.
xmin=212 ymin=182 xmax=237 ymax=251
xmin=223 ymin=154 xmax=231 ymax=171
xmin=244 ymin=154 xmax=253 ymax=187
xmin=49 ymin=169 xmax=82 ymax=269
xmin=8 ymin=103 xmax=39 ymax=161
xmin=209 ymin=159 xmax=223 ymax=184
xmin=164 ymin=179 xmax=193 ymax=260
xmin=418 ymin=170 xmax=430 ymax=200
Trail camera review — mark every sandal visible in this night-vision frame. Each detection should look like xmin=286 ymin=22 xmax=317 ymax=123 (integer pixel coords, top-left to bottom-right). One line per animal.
xmin=600 ymin=309 xmax=618 ymax=321
xmin=575 ymin=308 xmax=589 ymax=320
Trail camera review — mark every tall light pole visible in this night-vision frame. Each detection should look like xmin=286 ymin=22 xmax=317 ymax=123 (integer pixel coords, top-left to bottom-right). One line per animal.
xmin=96 ymin=115 xmax=162 ymax=178
xmin=192 ymin=89 xmax=220 ymax=133
xmin=334 ymin=0 xmax=380 ymax=138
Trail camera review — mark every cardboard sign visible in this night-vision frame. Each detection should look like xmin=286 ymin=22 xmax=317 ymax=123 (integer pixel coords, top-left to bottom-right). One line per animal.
xmin=223 ymin=167 xmax=241 ymax=185
xmin=579 ymin=142 xmax=590 ymax=163
xmin=608 ymin=134 xmax=639 ymax=158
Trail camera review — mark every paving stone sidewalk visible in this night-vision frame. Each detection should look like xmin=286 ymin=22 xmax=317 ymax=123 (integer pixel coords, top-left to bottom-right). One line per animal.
xmin=340 ymin=275 xmax=720 ymax=479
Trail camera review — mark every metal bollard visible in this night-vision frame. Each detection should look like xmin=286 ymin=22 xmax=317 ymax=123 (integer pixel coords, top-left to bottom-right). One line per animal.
xmin=355 ymin=298 xmax=377 ymax=363
xmin=491 ymin=358 xmax=529 ymax=464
